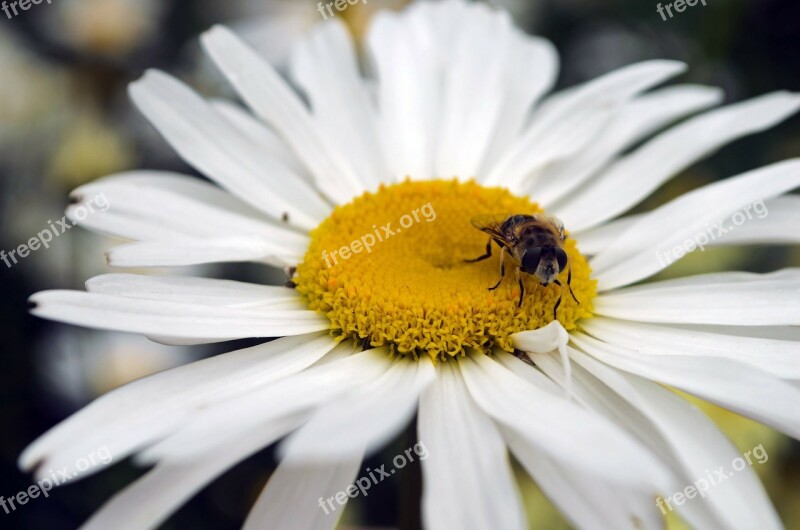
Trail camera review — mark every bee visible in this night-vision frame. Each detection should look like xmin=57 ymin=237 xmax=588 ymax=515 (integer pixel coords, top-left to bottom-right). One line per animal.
xmin=466 ymin=213 xmax=579 ymax=317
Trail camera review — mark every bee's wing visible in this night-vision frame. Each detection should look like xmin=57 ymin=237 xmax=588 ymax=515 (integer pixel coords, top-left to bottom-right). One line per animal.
xmin=470 ymin=214 xmax=511 ymax=238
xmin=538 ymin=214 xmax=566 ymax=240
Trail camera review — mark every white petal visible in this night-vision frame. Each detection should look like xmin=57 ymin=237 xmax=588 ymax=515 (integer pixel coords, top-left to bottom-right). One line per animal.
xmin=570 ymin=331 xmax=800 ymax=440
xmin=86 ymin=273 xmax=301 ymax=309
xmin=30 ymin=290 xmax=327 ymax=341
xmin=418 ymin=361 xmax=526 ymax=530
xmin=573 ymin=213 xmax=643 ymax=256
xmin=459 ymin=352 xmax=671 ymax=487
xmin=535 ymin=85 xmax=723 ymax=206
xmin=485 ymin=60 xmax=687 ymax=190
xmin=593 ymin=269 xmax=800 ymax=325
xmin=564 ymin=348 xmax=782 ymax=530
xmin=503 ymin=429 xmax=663 ymax=530
xmin=674 ymin=323 xmax=800 ymax=342
xmin=80 ymin=416 xmax=303 ymax=530
xmin=494 ymin=351 xmax=671 ymax=530
xmin=201 ymin=25 xmax=365 ymax=204
xmin=106 ymin=237 xmax=301 ymax=269
xmin=697 ymin=195 xmax=800 ymax=247
xmin=289 ymin=20 xmax=388 ymax=190
xmin=280 ymin=356 xmax=434 ymax=462
xmin=602 ymin=268 xmax=800 ymax=290
xmin=555 ymin=91 xmax=800 ymax=232
xmin=68 ymin=171 xmax=308 ymax=249
xmin=366 ymin=9 xmax=441 ymax=180
xmin=129 ymin=70 xmax=330 ymax=229
xmin=435 ymin=8 xmax=513 ymax=179
xmin=476 ymin=33 xmax=558 ymax=176
xmin=244 ymin=453 xmax=362 ymax=530
xmin=591 ymin=159 xmax=800 ymax=290
xmin=577 ymin=195 xmax=800 ymax=258
xmin=435 ymin=8 xmax=558 ymax=179
xmin=139 ymin=347 xmax=391 ymax=463
xmin=581 ymin=317 xmax=800 ymax=379
xmin=19 ymin=333 xmax=337 ymax=479
xmin=210 ymin=99 xmax=311 ymax=179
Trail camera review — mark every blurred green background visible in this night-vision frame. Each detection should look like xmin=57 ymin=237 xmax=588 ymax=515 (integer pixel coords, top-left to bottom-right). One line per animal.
xmin=1 ymin=0 xmax=798 ymax=528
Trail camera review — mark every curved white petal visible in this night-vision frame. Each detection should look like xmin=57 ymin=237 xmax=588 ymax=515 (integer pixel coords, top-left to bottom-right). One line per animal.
xmin=418 ymin=361 xmax=526 ymax=530
xmin=511 ymin=321 xmax=572 ymax=397
xmin=129 ymin=70 xmax=330 ymax=229
xmin=459 ymin=352 xmax=671 ymax=487
xmin=244 ymin=453 xmax=362 ymax=530
xmin=535 ymin=84 xmax=723 ymax=206
xmin=80 ymin=415 xmax=303 ymax=530
xmin=590 ymin=159 xmax=800 ymax=289
xmin=290 ymin=20 xmax=388 ymax=190
xmin=594 ymin=269 xmax=800 ymax=325
xmin=555 ymin=91 xmax=800 ymax=231
xmin=280 ymin=356 xmax=434 ymax=462
xmin=201 ymin=25 xmax=364 ymax=204
xmin=29 ymin=291 xmax=327 ymax=340
xmin=570 ymin=331 xmax=800 ymax=440
xmin=564 ymin=348 xmax=782 ymax=530
xmin=19 ymin=333 xmax=337 ymax=479
xmin=105 ymin=237 xmax=302 ymax=269
xmin=581 ymin=317 xmax=800 ymax=379
xmin=486 ymin=60 xmax=688 ymax=191
xmin=139 ymin=347 xmax=391 ymax=463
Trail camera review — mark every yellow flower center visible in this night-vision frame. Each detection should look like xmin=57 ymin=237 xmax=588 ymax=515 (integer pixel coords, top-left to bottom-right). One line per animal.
xmin=296 ymin=180 xmax=595 ymax=360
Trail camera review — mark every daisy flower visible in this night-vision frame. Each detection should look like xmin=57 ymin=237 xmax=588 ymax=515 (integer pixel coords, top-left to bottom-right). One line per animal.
xmin=23 ymin=0 xmax=800 ymax=528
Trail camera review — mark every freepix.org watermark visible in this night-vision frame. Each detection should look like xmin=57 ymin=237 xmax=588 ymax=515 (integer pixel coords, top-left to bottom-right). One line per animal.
xmin=322 ymin=202 xmax=436 ymax=268
xmin=655 ymin=199 xmax=768 ymax=268
xmin=318 ymin=441 xmax=429 ymax=515
xmin=2 ymin=0 xmax=54 ymax=20
xmin=1 ymin=446 xmax=113 ymax=515
xmin=656 ymin=0 xmax=708 ymax=22
xmin=1 ymin=193 xmax=110 ymax=269
xmin=317 ymin=0 xmax=367 ymax=21
xmin=655 ymin=443 xmax=769 ymax=515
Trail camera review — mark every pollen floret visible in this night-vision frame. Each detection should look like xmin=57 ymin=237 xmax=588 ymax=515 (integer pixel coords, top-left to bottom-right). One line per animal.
xmin=296 ymin=180 xmax=595 ymax=360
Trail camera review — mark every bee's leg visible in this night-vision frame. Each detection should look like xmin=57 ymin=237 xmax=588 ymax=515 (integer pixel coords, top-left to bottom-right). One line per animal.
xmin=550 ymin=281 xmax=564 ymax=319
xmin=566 ymin=266 xmax=579 ymax=303
xmin=489 ymin=247 xmax=506 ymax=291
xmin=552 ymin=291 xmax=563 ymax=320
xmin=516 ymin=267 xmax=524 ymax=307
xmin=553 ymin=280 xmax=566 ymax=318
xmin=465 ymin=237 xmax=493 ymax=263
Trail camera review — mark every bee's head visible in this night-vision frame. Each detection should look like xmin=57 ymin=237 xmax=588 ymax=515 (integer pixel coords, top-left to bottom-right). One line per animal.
xmin=520 ymin=247 xmax=542 ymax=276
xmin=522 ymin=247 xmax=568 ymax=285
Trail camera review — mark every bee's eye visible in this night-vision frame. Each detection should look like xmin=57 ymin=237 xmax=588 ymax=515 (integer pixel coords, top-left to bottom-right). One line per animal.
xmin=521 ymin=248 xmax=542 ymax=273
xmin=555 ymin=247 xmax=568 ymax=272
